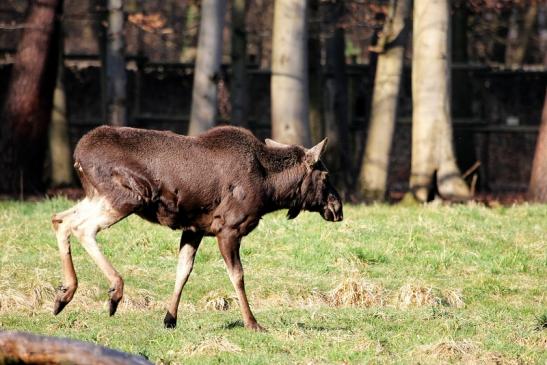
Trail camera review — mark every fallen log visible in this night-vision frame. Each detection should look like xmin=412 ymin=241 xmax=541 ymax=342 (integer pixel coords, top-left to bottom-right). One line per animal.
xmin=0 ymin=331 xmax=152 ymax=365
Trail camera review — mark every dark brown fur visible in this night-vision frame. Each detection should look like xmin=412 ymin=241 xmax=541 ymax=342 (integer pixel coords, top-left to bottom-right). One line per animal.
xmin=75 ymin=126 xmax=341 ymax=234
xmin=53 ymin=125 xmax=342 ymax=331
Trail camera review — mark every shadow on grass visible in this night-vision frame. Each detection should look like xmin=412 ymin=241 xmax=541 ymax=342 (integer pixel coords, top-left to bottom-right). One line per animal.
xmin=221 ymin=320 xmax=244 ymax=330
xmin=294 ymin=322 xmax=353 ymax=332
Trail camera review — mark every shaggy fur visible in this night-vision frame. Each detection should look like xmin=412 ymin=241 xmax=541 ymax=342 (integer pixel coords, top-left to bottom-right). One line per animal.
xmin=74 ymin=125 xmax=342 ymax=235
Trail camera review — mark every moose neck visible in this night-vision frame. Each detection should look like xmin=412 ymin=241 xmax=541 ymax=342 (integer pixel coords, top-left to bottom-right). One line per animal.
xmin=257 ymin=144 xmax=308 ymax=212
xmin=265 ymin=163 xmax=309 ymax=213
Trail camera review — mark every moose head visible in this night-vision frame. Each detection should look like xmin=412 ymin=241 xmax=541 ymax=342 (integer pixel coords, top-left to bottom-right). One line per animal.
xmin=265 ymin=137 xmax=344 ymax=223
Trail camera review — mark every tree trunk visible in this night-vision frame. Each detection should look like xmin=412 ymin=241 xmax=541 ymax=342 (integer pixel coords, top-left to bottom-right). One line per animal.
xmin=528 ymin=88 xmax=547 ymax=202
xmin=230 ymin=0 xmax=249 ymax=128
xmin=180 ymin=2 xmax=200 ymax=62
xmin=271 ymin=0 xmax=311 ymax=146
xmin=539 ymin=3 xmax=547 ymax=66
xmin=323 ymin=0 xmax=351 ymax=193
xmin=188 ymin=0 xmax=227 ymax=136
xmin=451 ymin=0 xmax=467 ymax=63
xmin=308 ymin=0 xmax=323 ymax=143
xmin=0 ymin=331 xmax=152 ymax=365
xmin=0 ymin=0 xmax=62 ymax=195
xmin=105 ymin=0 xmax=127 ymax=126
xmin=410 ymin=0 xmax=470 ymax=202
xmin=505 ymin=1 xmax=538 ymax=67
xmin=359 ymin=0 xmax=410 ymax=202
xmin=49 ymin=23 xmax=74 ymax=187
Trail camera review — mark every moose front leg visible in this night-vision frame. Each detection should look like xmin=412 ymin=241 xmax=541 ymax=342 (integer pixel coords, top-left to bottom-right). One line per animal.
xmin=217 ymin=231 xmax=265 ymax=332
xmin=164 ymin=230 xmax=203 ymax=329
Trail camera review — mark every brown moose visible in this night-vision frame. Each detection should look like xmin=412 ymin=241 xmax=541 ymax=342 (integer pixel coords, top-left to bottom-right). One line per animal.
xmin=51 ymin=126 xmax=343 ymax=331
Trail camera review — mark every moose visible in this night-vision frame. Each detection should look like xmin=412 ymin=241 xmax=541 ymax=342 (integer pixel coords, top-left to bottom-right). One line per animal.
xmin=51 ymin=126 xmax=343 ymax=331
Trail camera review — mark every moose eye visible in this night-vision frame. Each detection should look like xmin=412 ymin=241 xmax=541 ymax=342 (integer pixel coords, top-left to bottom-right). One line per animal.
xmin=313 ymin=160 xmax=328 ymax=172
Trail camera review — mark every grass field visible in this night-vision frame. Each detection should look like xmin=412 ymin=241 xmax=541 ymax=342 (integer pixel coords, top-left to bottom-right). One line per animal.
xmin=0 ymin=198 xmax=545 ymax=364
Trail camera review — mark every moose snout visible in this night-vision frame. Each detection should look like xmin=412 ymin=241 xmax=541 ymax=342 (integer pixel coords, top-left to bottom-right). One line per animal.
xmin=322 ymin=194 xmax=343 ymax=222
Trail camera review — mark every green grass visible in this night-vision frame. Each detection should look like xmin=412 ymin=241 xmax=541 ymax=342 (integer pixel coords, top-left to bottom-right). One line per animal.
xmin=0 ymin=198 xmax=546 ymax=364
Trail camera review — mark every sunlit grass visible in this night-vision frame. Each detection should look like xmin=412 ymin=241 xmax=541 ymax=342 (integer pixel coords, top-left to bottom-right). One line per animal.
xmin=0 ymin=198 xmax=545 ymax=364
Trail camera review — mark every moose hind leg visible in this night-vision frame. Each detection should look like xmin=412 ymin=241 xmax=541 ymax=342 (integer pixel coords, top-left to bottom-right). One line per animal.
xmin=52 ymin=205 xmax=80 ymax=315
xmin=71 ymin=197 xmax=127 ymax=316
xmin=217 ymin=232 xmax=265 ymax=332
xmin=164 ymin=230 xmax=203 ymax=329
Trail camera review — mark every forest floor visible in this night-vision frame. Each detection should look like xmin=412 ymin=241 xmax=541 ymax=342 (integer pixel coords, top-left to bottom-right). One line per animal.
xmin=0 ymin=198 xmax=545 ymax=364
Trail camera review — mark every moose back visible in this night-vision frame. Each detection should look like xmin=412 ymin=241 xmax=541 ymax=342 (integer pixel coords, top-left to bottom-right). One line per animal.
xmin=51 ymin=126 xmax=343 ymax=331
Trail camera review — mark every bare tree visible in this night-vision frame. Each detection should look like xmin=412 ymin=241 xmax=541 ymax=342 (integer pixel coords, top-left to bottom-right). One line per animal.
xmin=308 ymin=0 xmax=323 ymax=144
xmin=180 ymin=1 xmax=200 ymax=63
xmin=359 ymin=0 xmax=411 ymax=202
xmin=529 ymin=88 xmax=547 ymax=202
xmin=539 ymin=3 xmax=547 ymax=65
xmin=105 ymin=0 xmax=127 ymax=126
xmin=188 ymin=0 xmax=227 ymax=136
xmin=231 ymin=0 xmax=249 ymax=127
xmin=49 ymin=22 xmax=73 ymax=187
xmin=0 ymin=0 xmax=63 ymax=194
xmin=410 ymin=0 xmax=470 ymax=202
xmin=323 ymin=0 xmax=351 ymax=193
xmin=505 ymin=1 xmax=538 ymax=67
xmin=271 ymin=0 xmax=311 ymax=146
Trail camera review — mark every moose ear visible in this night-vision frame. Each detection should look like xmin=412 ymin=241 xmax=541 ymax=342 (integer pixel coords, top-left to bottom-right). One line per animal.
xmin=306 ymin=138 xmax=328 ymax=164
xmin=265 ymin=138 xmax=290 ymax=148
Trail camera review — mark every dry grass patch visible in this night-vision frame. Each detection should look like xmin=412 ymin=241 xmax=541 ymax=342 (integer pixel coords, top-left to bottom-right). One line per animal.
xmin=397 ymin=284 xmax=465 ymax=308
xmin=442 ymin=288 xmax=465 ymax=308
xmin=201 ymin=290 xmax=238 ymax=311
xmin=188 ymin=336 xmax=241 ymax=355
xmin=415 ymin=340 xmax=522 ymax=365
xmin=121 ymin=288 xmax=166 ymax=311
xmin=0 ymin=281 xmax=57 ymax=313
xmin=326 ymin=276 xmax=384 ymax=308
xmin=515 ymin=333 xmax=547 ymax=350
xmin=157 ymin=338 xmax=241 ymax=364
xmin=0 ymin=282 xmax=170 ymax=313
xmin=397 ymin=284 xmax=442 ymax=308
xmin=417 ymin=339 xmax=479 ymax=359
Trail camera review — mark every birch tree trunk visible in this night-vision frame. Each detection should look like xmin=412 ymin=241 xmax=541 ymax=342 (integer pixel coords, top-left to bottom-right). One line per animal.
xmin=359 ymin=0 xmax=410 ymax=202
xmin=528 ymin=88 xmax=547 ymax=202
xmin=189 ymin=0 xmax=227 ymax=136
xmin=230 ymin=0 xmax=249 ymax=127
xmin=271 ymin=0 xmax=311 ymax=146
xmin=410 ymin=0 xmax=470 ymax=202
xmin=105 ymin=0 xmax=127 ymax=126
xmin=0 ymin=0 xmax=62 ymax=194
xmin=49 ymin=26 xmax=73 ymax=187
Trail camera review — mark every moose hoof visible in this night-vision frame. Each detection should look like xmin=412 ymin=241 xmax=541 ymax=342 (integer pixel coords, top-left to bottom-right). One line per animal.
xmin=53 ymin=285 xmax=74 ymax=315
xmin=109 ymin=299 xmax=121 ymax=316
xmin=245 ymin=322 xmax=267 ymax=332
xmin=108 ymin=287 xmax=123 ymax=316
xmin=53 ymin=299 xmax=69 ymax=315
xmin=163 ymin=312 xmax=177 ymax=329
